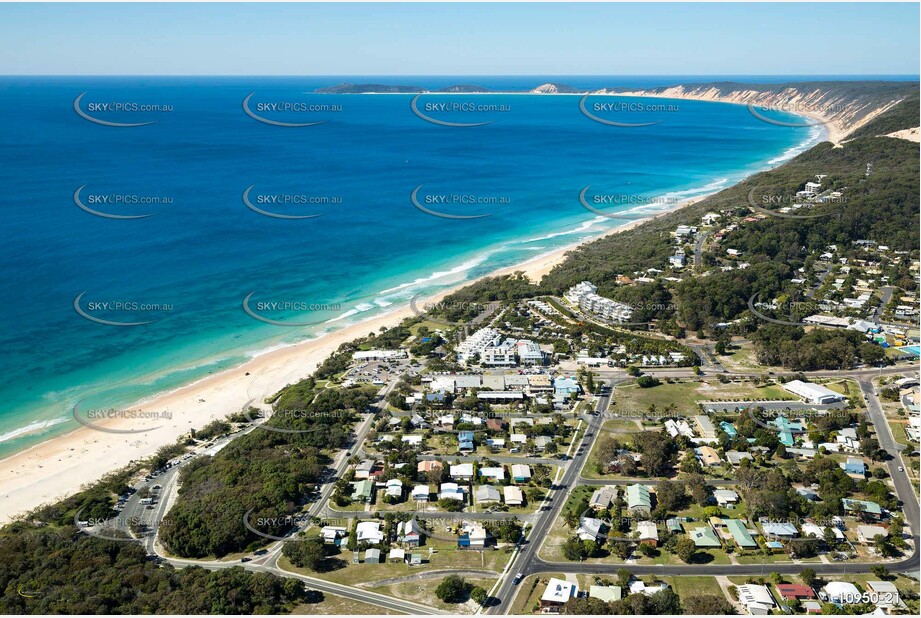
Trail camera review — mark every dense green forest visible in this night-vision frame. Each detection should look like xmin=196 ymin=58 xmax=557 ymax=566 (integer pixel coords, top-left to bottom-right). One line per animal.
xmin=159 ymin=385 xmax=374 ymax=558
xmin=0 ymin=526 xmax=306 ymax=614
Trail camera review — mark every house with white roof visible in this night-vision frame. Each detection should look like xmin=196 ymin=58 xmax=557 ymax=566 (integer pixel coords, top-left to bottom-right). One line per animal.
xmin=540 ymin=577 xmax=578 ymax=611
xmin=479 ymin=466 xmax=505 ymax=482
xmin=450 ymin=463 xmax=474 ymax=481
xmin=439 ymin=482 xmax=465 ymax=501
xmin=511 ymin=464 xmax=532 ymax=482
xmin=821 ymin=582 xmax=861 ymax=605
xmin=411 ymin=485 xmax=430 ymax=502
xmin=713 ymin=489 xmax=739 ymax=507
xmin=783 ymin=380 xmax=845 ymax=405
xmin=736 ymin=584 xmax=776 ymax=615
xmin=577 ymin=517 xmax=605 ymax=542
xmin=355 ymin=521 xmax=384 ymax=544
xmin=504 ymin=486 xmax=524 ymax=506
xmin=384 ymin=479 xmax=403 ymax=500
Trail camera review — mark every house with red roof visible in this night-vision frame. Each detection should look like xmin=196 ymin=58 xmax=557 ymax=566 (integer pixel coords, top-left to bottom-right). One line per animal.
xmin=776 ymin=584 xmax=816 ymax=600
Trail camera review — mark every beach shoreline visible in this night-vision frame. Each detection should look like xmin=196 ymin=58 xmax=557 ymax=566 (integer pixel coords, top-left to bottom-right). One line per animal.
xmin=0 ymin=114 xmax=824 ymax=522
xmin=0 ymin=196 xmax=702 ymax=522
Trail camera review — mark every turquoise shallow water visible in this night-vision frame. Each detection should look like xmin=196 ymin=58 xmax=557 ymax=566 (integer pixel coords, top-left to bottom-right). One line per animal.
xmin=0 ymin=76 xmax=820 ymax=457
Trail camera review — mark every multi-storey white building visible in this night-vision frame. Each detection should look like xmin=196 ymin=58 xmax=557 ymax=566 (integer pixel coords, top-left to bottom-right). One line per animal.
xmin=455 ymin=327 xmax=502 ymax=362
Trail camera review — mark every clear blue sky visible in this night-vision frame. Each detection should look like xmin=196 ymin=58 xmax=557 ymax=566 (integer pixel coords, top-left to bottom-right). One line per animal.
xmin=0 ymin=2 xmax=917 ymax=75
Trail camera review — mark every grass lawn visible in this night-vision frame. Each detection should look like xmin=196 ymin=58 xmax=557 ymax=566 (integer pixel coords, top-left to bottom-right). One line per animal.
xmin=279 ymin=538 xmax=512 ymax=588
xmin=664 ymin=575 xmax=727 ymax=600
xmin=611 ymin=379 xmax=798 ymax=419
xmin=371 ymin=576 xmax=496 ymax=614
xmin=733 ymin=552 xmax=821 ymax=565
xmin=720 ymin=343 xmax=769 ymax=372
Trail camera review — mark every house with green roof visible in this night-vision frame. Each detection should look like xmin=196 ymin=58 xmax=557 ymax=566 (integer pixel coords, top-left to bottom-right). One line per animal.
xmin=842 ymin=498 xmax=883 ymax=519
xmin=351 ymin=479 xmax=374 ymax=503
xmin=626 ymin=483 xmax=651 ymax=516
xmin=688 ymin=526 xmax=722 ymax=548
xmin=726 ymin=519 xmax=758 ymax=549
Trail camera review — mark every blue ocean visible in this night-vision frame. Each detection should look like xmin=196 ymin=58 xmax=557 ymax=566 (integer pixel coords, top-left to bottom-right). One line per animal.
xmin=0 ymin=75 xmax=825 ymax=457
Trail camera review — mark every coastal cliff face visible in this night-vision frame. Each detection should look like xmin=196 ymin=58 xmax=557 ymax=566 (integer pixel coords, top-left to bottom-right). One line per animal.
xmin=601 ymin=83 xmax=913 ymax=141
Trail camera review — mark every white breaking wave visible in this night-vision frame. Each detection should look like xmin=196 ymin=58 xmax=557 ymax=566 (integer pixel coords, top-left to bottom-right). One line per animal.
xmin=376 ymin=253 xmax=493 ymax=296
xmin=768 ymin=125 xmax=825 ymax=165
xmin=522 ymin=216 xmax=609 ymax=243
xmin=0 ymin=416 xmax=69 ymax=445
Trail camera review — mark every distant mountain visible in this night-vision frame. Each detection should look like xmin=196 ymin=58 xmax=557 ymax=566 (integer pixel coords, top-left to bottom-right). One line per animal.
xmin=313 ymin=82 xmax=581 ymax=94
xmin=602 ymin=81 xmax=917 ymax=141
xmin=315 ymin=83 xmax=424 ymax=94
xmin=437 ymin=84 xmax=493 ymax=93
xmin=529 ymin=82 xmax=585 ymax=94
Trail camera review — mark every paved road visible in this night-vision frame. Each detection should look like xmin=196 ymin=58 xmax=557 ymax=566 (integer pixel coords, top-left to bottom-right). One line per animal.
xmin=161 ymin=555 xmax=447 ymax=614
xmin=693 ymin=231 xmax=711 ymax=270
xmin=577 ymin=478 xmax=736 ymax=487
xmin=485 ymin=370 xmax=921 ymax=614
xmin=858 ymin=377 xmax=920 ymax=541
xmin=141 ymin=381 xmax=449 ymax=615
xmin=418 ymin=454 xmax=565 ymax=466
xmin=485 ymin=382 xmax=611 ymax=614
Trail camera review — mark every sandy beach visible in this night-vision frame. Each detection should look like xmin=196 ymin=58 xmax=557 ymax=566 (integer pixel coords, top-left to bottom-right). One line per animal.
xmin=0 ymin=199 xmax=696 ymax=522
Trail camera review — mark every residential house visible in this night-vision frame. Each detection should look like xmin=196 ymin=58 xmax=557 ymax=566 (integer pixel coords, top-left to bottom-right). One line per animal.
xmin=577 ymin=517 xmax=605 ymax=542
xmin=401 ymin=434 xmax=423 ymax=447
xmin=761 ymin=521 xmax=798 ymax=539
xmin=726 ymin=450 xmax=754 ymax=466
xmin=736 ymin=584 xmax=776 ymax=615
xmin=511 ymin=464 xmax=532 ymax=483
xmin=458 ymin=430 xmax=475 ymax=452
xmin=841 ymin=498 xmax=883 ymax=520
xmin=856 ymin=524 xmax=888 ymax=544
xmin=479 ymin=466 xmax=506 ymax=483
xmin=321 ymin=526 xmax=347 ymax=545
xmin=821 ymin=582 xmax=861 ymax=605
xmin=589 ymin=586 xmax=621 ymax=603
xmin=364 ymin=548 xmax=381 ymax=563
xmin=411 ymin=485 xmax=430 ymax=502
xmin=554 ymin=377 xmax=581 ymax=397
xmin=450 ymin=463 xmax=475 ymax=482
xmin=355 ymin=521 xmax=384 ymax=544
xmin=354 ymin=459 xmax=376 ymax=480
xmin=387 ymin=548 xmax=405 ymax=563
xmin=351 ymin=479 xmax=374 ymax=503
xmin=439 ymin=482 xmax=465 ymax=501
xmin=776 ymin=584 xmax=816 ymax=601
xmin=504 ymin=485 xmax=524 ymax=506
xmin=637 ymin=521 xmax=659 ymax=546
xmin=398 ymin=519 xmax=422 ymax=547
xmin=695 ymin=446 xmax=722 ymax=467
xmin=417 ymin=460 xmax=443 ymax=474
xmin=626 ymin=483 xmax=652 ymax=516
xmin=713 ymin=489 xmax=739 ymax=507
xmin=384 ymin=479 xmax=403 ymax=500
xmin=474 ymin=485 xmax=501 ymax=504
xmin=842 ymin=457 xmax=866 ymax=477
xmin=689 ymin=526 xmax=721 ymax=548
xmin=726 ymin=519 xmax=758 ymax=549
xmin=589 ymin=487 xmax=615 ymax=511
xmin=540 ymin=578 xmax=578 ymax=612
